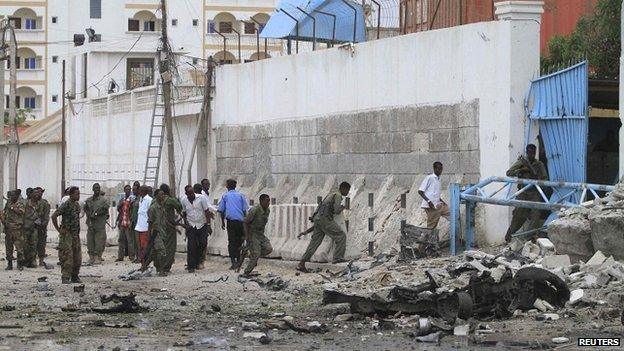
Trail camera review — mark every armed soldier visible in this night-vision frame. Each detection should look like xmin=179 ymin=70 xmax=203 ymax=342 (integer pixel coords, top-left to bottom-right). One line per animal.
xmin=22 ymin=191 xmax=39 ymax=267
xmin=33 ymin=188 xmax=51 ymax=268
xmin=83 ymin=183 xmax=110 ymax=265
xmin=51 ymin=186 xmax=82 ymax=284
xmin=240 ymin=194 xmax=273 ymax=277
xmin=504 ymin=144 xmax=548 ymax=242
xmin=2 ymin=190 xmax=25 ymax=270
xmin=142 ymin=189 xmax=168 ymax=276
xmin=297 ymin=182 xmax=350 ymax=273
xmin=159 ymin=184 xmax=183 ymax=273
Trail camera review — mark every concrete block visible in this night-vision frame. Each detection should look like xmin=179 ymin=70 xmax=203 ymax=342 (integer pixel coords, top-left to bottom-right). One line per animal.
xmin=586 ymin=250 xmax=607 ymax=266
xmin=377 ymin=109 xmax=398 ymax=132
xmin=536 ymin=238 xmax=555 ymax=256
xmin=411 ymin=132 xmax=429 ymax=153
xmin=589 ymin=210 xmax=624 ymax=260
xmin=547 ymin=214 xmax=594 ymax=263
xmin=542 ymin=255 xmax=571 ymax=270
xmin=459 ymin=127 xmax=479 ymax=151
xmin=459 ymin=150 xmax=480 ymax=174
xmin=429 ymin=129 xmax=460 ymax=152
xmin=396 ymin=106 xmax=418 ymax=131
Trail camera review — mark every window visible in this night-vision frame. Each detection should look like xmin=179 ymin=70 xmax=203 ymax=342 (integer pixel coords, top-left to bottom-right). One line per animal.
xmin=192 ymin=19 xmax=199 ymax=26
xmin=24 ymin=97 xmax=36 ymax=109
xmin=126 ymin=58 xmax=154 ymax=90
xmin=52 ymin=56 xmax=58 ymax=63
xmin=207 ymin=20 xmax=215 ymax=33
xmin=8 ymin=17 xmax=21 ymax=29
xmin=24 ymin=57 xmax=36 ymax=69
xmin=219 ymin=21 xmax=232 ymax=33
xmin=15 ymin=96 xmax=20 ymax=109
xmin=24 ymin=18 xmax=37 ymax=30
xmin=143 ymin=21 xmax=155 ymax=31
xmin=171 ymin=19 xmax=178 ymax=26
xmin=52 ymin=95 xmax=58 ymax=102
xmin=244 ymin=22 xmax=255 ymax=34
xmin=90 ymin=0 xmax=102 ymax=19
xmin=52 ymin=16 xmax=58 ymax=24
xmin=128 ymin=19 xmax=140 ymax=31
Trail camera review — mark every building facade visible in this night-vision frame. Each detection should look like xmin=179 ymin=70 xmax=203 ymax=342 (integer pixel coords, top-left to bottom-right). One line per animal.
xmin=2 ymin=0 xmax=279 ymax=120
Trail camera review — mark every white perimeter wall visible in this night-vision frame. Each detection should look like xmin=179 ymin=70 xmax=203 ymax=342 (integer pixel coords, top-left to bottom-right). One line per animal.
xmin=213 ymin=18 xmax=541 ymax=243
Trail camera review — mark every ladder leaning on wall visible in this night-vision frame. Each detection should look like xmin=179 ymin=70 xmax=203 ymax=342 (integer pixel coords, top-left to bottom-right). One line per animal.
xmin=142 ymin=80 xmax=165 ymax=189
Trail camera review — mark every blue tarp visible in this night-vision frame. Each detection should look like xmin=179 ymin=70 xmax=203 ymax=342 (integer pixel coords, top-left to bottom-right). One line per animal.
xmin=260 ymin=0 xmax=366 ymax=43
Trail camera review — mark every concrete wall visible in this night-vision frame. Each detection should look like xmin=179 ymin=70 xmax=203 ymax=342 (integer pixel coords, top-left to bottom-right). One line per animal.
xmin=211 ymin=14 xmax=542 ymax=244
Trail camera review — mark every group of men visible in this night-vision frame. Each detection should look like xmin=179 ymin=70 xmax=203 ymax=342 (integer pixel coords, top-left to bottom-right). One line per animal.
xmin=1 ymin=187 xmax=51 ymax=271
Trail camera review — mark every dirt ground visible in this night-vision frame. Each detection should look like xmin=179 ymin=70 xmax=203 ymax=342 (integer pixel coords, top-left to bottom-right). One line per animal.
xmin=0 ymin=243 xmax=622 ymax=351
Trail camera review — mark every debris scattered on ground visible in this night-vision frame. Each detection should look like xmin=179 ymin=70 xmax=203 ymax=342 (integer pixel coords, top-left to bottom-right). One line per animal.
xmin=399 ymin=224 xmax=441 ymax=260
xmin=118 ymin=268 xmax=153 ymax=281
xmin=92 ymin=293 xmax=147 ymax=314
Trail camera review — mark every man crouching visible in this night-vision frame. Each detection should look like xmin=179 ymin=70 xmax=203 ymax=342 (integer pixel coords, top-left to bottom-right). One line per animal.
xmin=240 ymin=194 xmax=272 ymax=277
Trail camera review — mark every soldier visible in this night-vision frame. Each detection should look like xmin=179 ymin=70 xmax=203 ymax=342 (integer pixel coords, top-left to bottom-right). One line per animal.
xmin=51 ymin=186 xmax=82 ymax=284
xmin=142 ymin=189 xmax=168 ymax=276
xmin=2 ymin=190 xmax=25 ymax=270
xmin=296 ymin=182 xmax=351 ymax=273
xmin=241 ymin=194 xmax=272 ymax=277
xmin=83 ymin=183 xmax=110 ymax=265
xmin=130 ymin=181 xmax=141 ymax=263
xmin=33 ymin=188 xmax=51 ymax=268
xmin=159 ymin=184 xmax=183 ymax=273
xmin=116 ymin=185 xmax=136 ymax=262
xmin=504 ymin=144 xmax=548 ymax=242
xmin=22 ymin=191 xmax=39 ymax=267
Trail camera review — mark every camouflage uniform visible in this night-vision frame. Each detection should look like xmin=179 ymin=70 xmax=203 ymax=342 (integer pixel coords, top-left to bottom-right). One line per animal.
xmin=505 ymin=158 xmax=549 ymax=238
xmin=301 ymin=191 xmax=346 ymax=263
xmin=243 ymin=205 xmax=272 ymax=275
xmin=83 ymin=195 xmax=110 ymax=259
xmin=147 ymin=200 xmax=167 ymax=273
xmin=130 ymin=195 xmax=141 ymax=261
xmin=161 ymin=196 xmax=182 ymax=272
xmin=54 ymin=200 xmax=82 ymax=279
xmin=22 ymin=199 xmax=39 ymax=266
xmin=3 ymin=198 xmax=25 ymax=264
xmin=35 ymin=198 xmax=51 ymax=261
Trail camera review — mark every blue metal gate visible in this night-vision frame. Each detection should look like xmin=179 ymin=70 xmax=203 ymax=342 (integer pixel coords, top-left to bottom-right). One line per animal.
xmin=526 ymin=61 xmax=589 ymax=203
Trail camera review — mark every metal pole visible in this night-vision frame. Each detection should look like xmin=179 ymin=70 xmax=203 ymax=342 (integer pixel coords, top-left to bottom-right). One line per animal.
xmin=160 ymin=0 xmax=177 ymax=195
xmin=313 ymin=10 xmax=336 ymax=46
xmin=248 ymin=18 xmax=262 ymax=58
xmin=340 ymin=0 xmax=357 ymax=42
xmin=370 ymin=0 xmax=381 ymax=39
xmin=430 ymin=0 xmax=442 ymax=30
xmin=214 ymin=29 xmax=227 ymax=62
xmin=296 ymin=7 xmax=316 ymax=50
xmin=187 ymin=57 xmax=214 ymax=185
xmin=280 ymin=9 xmax=299 ymax=53
xmin=0 ymin=24 xmax=5 ymax=205
xmin=231 ymin=28 xmax=241 ymax=63
xmin=8 ymin=24 xmax=17 ymax=190
xmin=449 ymin=183 xmax=461 ymax=255
xmin=61 ymin=60 xmax=66 ymax=193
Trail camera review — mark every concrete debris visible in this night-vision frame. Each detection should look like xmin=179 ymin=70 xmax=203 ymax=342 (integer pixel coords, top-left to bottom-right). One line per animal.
xmin=243 ymin=332 xmax=266 ymax=339
xmin=118 ymin=267 xmax=154 ymax=281
xmin=91 ymin=293 xmax=147 ymax=314
xmin=536 ymin=313 xmax=559 ymax=321
xmin=415 ymin=331 xmax=441 ymax=343
xmin=521 ymin=241 xmax=541 ymax=260
xmin=551 ymin=337 xmax=570 ymax=344
xmin=334 ymin=314 xmax=354 ymax=322
xmin=569 ymin=289 xmax=584 ymax=305
xmin=547 ymin=209 xmax=594 ymax=263
xmin=241 ymin=321 xmax=260 ymax=330
xmin=399 ymin=224 xmax=440 ymax=260
xmin=541 ymin=255 xmax=571 ymax=270
xmin=536 ymin=238 xmax=555 ymax=256
xmin=453 ymin=324 xmax=469 ymax=336
xmin=586 ymin=250 xmax=607 ymax=266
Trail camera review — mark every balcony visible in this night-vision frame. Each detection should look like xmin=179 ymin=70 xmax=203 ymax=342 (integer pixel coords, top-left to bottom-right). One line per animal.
xmin=14 ymin=29 xmax=45 ymax=43
xmin=15 ymin=68 xmax=45 ymax=82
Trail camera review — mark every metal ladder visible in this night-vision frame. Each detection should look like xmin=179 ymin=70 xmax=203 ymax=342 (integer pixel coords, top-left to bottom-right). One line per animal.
xmin=142 ymin=80 xmax=165 ymax=188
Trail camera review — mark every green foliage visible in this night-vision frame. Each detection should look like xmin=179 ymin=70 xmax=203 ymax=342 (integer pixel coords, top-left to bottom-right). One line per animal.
xmin=3 ymin=109 xmax=34 ymax=126
xmin=541 ymin=0 xmax=621 ymax=79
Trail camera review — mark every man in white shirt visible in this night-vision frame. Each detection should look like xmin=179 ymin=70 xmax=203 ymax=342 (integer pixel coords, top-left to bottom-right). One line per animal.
xmin=134 ymin=186 xmax=152 ymax=263
xmin=418 ymin=162 xmax=450 ymax=229
xmin=181 ymin=185 xmax=213 ymax=273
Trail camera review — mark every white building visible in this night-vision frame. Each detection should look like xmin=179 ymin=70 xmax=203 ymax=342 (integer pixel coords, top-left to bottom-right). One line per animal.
xmin=2 ymin=0 xmax=280 ymax=120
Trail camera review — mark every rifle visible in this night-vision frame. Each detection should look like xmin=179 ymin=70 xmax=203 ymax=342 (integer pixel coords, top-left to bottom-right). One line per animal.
xmin=518 ymin=155 xmax=537 ymax=177
xmin=236 ymin=241 xmax=250 ymax=273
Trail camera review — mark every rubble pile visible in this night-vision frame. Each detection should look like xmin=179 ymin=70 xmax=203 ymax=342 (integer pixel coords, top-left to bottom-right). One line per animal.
xmin=319 ymin=237 xmax=624 ymax=344
xmin=548 ymin=182 xmax=624 ymax=261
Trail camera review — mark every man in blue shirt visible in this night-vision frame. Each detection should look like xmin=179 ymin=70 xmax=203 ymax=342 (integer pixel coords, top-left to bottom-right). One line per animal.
xmin=218 ymin=179 xmax=249 ymax=269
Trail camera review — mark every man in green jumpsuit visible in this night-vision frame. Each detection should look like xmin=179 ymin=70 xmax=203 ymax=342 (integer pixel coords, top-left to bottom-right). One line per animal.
xmin=504 ymin=143 xmax=548 ymax=242
xmin=297 ymin=182 xmax=350 ymax=273
xmin=144 ymin=189 xmax=168 ymax=276
xmin=159 ymin=184 xmax=182 ymax=273
xmin=2 ymin=190 xmax=25 ymax=270
xmin=83 ymin=183 xmax=110 ymax=265
xmin=22 ymin=193 xmax=39 ymax=267
xmin=33 ymin=188 xmax=51 ymax=268
xmin=51 ymin=186 xmax=82 ymax=284
xmin=242 ymin=194 xmax=272 ymax=276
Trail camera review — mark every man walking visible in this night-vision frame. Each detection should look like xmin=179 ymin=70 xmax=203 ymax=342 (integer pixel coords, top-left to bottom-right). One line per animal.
xmin=504 ymin=144 xmax=548 ymax=242
xmin=242 ymin=194 xmax=272 ymax=276
xmin=22 ymin=192 xmax=39 ymax=267
xmin=116 ymin=185 xmax=136 ymax=262
xmin=200 ymin=179 xmax=211 ymax=197
xmin=218 ymin=179 xmax=249 ymax=270
xmin=130 ymin=181 xmax=141 ymax=263
xmin=51 ymin=186 xmax=82 ymax=284
xmin=33 ymin=188 xmax=51 ymax=268
xmin=144 ymin=189 xmax=168 ymax=276
xmin=159 ymin=184 xmax=183 ymax=273
xmin=83 ymin=183 xmax=110 ymax=265
xmin=2 ymin=190 xmax=25 ymax=270
xmin=297 ymin=182 xmax=350 ymax=273
xmin=181 ymin=185 xmax=213 ymax=273
xmin=418 ymin=162 xmax=450 ymax=230
xmin=135 ymin=186 xmax=152 ymax=263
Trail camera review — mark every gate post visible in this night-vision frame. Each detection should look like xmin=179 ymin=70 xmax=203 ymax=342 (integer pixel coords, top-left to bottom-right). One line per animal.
xmin=449 ymin=183 xmax=461 ymax=255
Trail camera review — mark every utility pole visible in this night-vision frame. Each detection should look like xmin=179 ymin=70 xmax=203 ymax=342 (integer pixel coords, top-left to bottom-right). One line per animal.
xmin=160 ymin=0 xmax=176 ymax=194
xmin=7 ymin=23 xmax=17 ymax=190
xmin=188 ymin=57 xmax=214 ymax=185
xmin=0 ymin=24 xmax=5 ymax=205
xmin=61 ymin=60 xmax=66 ymax=192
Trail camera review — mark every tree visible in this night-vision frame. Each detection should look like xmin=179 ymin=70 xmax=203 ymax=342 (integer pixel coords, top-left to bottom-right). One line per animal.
xmin=3 ymin=109 xmax=34 ymax=126
xmin=541 ymin=0 xmax=621 ymax=79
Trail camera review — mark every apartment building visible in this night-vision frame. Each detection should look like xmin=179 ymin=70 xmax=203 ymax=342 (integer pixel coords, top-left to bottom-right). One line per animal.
xmin=1 ymin=0 xmax=279 ymax=120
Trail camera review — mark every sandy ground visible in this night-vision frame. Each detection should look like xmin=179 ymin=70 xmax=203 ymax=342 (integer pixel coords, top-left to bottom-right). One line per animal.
xmin=0 ymin=242 xmax=623 ymax=351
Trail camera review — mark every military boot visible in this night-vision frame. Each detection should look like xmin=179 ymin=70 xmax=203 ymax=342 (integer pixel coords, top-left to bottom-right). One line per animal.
xmin=61 ymin=277 xmax=71 ymax=284
xmin=71 ymin=275 xmax=82 ymax=283
xmin=93 ymin=256 xmax=102 ymax=265
xmin=16 ymin=261 xmax=24 ymax=271
xmin=38 ymin=257 xmax=45 ymax=267
xmin=88 ymin=255 xmax=95 ymax=265
xmin=5 ymin=260 xmax=12 ymax=270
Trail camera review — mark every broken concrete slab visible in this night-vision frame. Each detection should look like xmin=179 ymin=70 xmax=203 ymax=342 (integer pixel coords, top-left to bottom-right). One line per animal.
xmin=589 ymin=210 xmax=624 ymax=261
xmin=569 ymin=289 xmax=584 ymax=305
xmin=547 ymin=212 xmax=594 ymax=263
xmin=453 ymin=324 xmax=469 ymax=336
xmin=586 ymin=251 xmax=607 ymax=266
xmin=243 ymin=332 xmax=266 ymax=339
xmin=536 ymin=238 xmax=555 ymax=256
xmin=542 ymin=255 xmax=571 ymax=270
xmin=521 ymin=241 xmax=540 ymax=260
